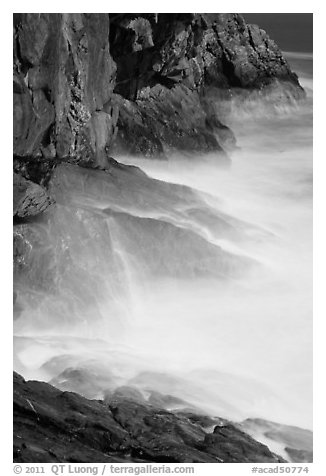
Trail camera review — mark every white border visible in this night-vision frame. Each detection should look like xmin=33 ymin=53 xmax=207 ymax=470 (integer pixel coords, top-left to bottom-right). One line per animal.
xmin=3 ymin=5 xmax=320 ymax=475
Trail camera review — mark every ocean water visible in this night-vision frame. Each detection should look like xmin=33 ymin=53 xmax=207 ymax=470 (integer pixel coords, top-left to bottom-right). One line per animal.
xmin=13 ymin=53 xmax=313 ymax=439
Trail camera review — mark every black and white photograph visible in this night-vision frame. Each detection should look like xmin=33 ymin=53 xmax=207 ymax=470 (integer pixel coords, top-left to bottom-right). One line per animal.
xmin=11 ymin=6 xmax=314 ymax=471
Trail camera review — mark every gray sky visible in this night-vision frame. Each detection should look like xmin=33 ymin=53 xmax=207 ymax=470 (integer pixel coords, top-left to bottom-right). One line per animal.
xmin=242 ymin=13 xmax=313 ymax=52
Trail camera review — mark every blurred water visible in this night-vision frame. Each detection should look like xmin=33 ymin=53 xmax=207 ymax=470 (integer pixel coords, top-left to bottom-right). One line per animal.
xmin=13 ymin=54 xmax=312 ymax=432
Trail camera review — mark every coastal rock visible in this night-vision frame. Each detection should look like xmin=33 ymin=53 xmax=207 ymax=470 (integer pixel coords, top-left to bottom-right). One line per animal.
xmin=203 ymin=14 xmax=301 ymax=89
xmin=200 ymin=424 xmax=285 ymax=463
xmin=147 ymin=390 xmax=196 ymax=411
xmin=13 ymin=160 xmax=257 ymax=333
xmin=13 ymin=172 xmax=53 ymax=218
xmin=49 ymin=367 xmax=117 ymax=400
xmin=105 ymin=386 xmax=146 ymax=405
xmin=109 ymin=13 xmax=304 ymax=156
xmin=13 ymin=14 xmax=309 ymax=465
xmin=13 ymin=372 xmax=130 ymax=463
xmin=13 ymin=372 xmax=287 ymax=463
xmin=13 ymin=13 xmax=304 ymax=162
xmin=239 ymin=418 xmax=313 ymax=463
xmin=14 ymin=13 xmax=117 ymax=166
xmin=110 ymin=13 xmax=302 ymax=94
xmin=114 ymin=86 xmax=232 ymax=158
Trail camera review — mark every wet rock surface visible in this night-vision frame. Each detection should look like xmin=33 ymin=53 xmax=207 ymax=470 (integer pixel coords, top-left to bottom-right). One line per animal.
xmin=14 ymin=372 xmax=286 ymax=463
xmin=12 ymin=161 xmax=258 ymax=332
xmin=109 ymin=13 xmax=304 ymax=156
xmin=113 ymin=86 xmax=232 ymax=158
xmin=110 ymin=14 xmax=302 ymax=96
xmin=239 ymin=418 xmax=313 ymax=463
xmin=13 ymin=13 xmax=304 ymax=164
xmin=14 ymin=13 xmax=117 ymax=166
xmin=13 ymin=13 xmax=309 ymax=465
xmin=49 ymin=368 xmax=117 ymax=400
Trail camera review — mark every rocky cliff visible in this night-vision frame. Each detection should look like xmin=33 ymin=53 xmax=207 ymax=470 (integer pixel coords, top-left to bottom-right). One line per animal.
xmin=110 ymin=13 xmax=303 ymax=156
xmin=14 ymin=13 xmax=303 ymax=174
xmin=14 ymin=13 xmax=117 ymax=167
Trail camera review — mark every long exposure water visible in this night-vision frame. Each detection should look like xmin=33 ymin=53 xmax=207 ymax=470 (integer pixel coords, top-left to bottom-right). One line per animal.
xmin=13 ymin=53 xmax=313 ymax=439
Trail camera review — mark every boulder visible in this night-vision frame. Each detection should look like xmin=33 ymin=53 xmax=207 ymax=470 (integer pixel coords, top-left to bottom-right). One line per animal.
xmin=49 ymin=367 xmax=116 ymax=400
xmin=13 ymin=172 xmax=53 ymax=218
xmin=105 ymin=386 xmax=146 ymax=405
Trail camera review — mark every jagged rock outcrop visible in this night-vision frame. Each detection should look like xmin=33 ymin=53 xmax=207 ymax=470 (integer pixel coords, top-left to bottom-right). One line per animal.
xmin=109 ymin=13 xmax=304 ymax=156
xmin=14 ymin=13 xmax=117 ymax=167
xmin=14 ymin=372 xmax=286 ymax=463
xmin=13 ymin=13 xmax=304 ymax=163
xmin=110 ymin=13 xmax=302 ymax=96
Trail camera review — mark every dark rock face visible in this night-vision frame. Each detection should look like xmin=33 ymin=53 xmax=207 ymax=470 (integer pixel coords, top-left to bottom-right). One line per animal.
xmin=13 ymin=372 xmax=286 ymax=463
xmin=110 ymin=13 xmax=301 ymax=96
xmin=114 ymin=85 xmax=233 ymax=157
xmin=13 ymin=372 xmax=130 ymax=463
xmin=14 ymin=13 xmax=117 ymax=166
xmin=13 ymin=13 xmax=303 ymax=162
xmin=200 ymin=14 xmax=301 ymax=89
xmin=109 ymin=13 xmax=303 ymax=156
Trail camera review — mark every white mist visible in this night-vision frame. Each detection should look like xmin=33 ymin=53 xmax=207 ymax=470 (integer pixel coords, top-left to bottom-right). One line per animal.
xmin=13 ymin=54 xmax=312 ymax=432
